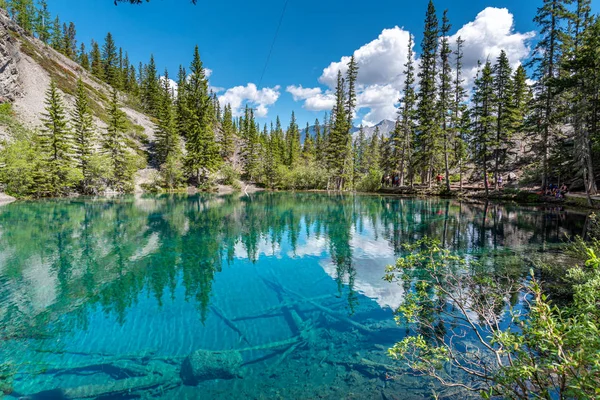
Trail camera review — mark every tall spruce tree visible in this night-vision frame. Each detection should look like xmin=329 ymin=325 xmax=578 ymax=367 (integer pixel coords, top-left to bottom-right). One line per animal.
xmin=328 ymin=70 xmax=349 ymax=189
xmin=438 ymin=9 xmax=452 ymax=191
xmin=529 ymin=0 xmax=569 ymax=188
xmin=102 ymin=32 xmax=119 ymax=87
xmin=451 ymin=36 xmax=468 ymax=190
xmin=492 ymin=50 xmax=515 ymax=189
xmin=569 ymin=11 xmax=599 ymax=199
xmin=471 ymin=61 xmax=496 ymax=196
xmin=314 ymin=118 xmax=323 ymax=164
xmin=104 ymin=89 xmax=129 ymax=191
xmin=220 ymin=104 xmax=235 ymax=162
xmin=396 ymin=34 xmax=417 ymax=186
xmin=90 ymin=40 xmax=103 ymax=79
xmin=61 ymin=22 xmax=77 ymax=59
xmin=142 ymin=55 xmax=160 ymax=115
xmin=155 ymin=70 xmax=180 ymax=166
xmin=183 ymin=46 xmax=221 ymax=183
xmin=78 ymin=43 xmax=90 ymax=70
xmin=416 ymin=0 xmax=440 ymax=187
xmin=71 ymin=78 xmax=96 ymax=193
xmin=285 ymin=111 xmax=301 ymax=167
xmin=50 ymin=15 xmax=62 ymax=51
xmin=39 ymin=80 xmax=78 ymax=196
xmin=302 ymin=122 xmax=315 ymax=162
xmin=34 ymin=0 xmax=50 ymax=44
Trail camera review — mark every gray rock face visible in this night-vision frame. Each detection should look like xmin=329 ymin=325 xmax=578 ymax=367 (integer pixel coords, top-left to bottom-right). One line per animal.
xmin=180 ymin=349 xmax=243 ymax=385
xmin=0 ymin=9 xmax=22 ymax=102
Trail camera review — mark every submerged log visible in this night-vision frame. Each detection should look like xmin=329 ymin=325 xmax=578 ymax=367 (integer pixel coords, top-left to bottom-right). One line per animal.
xmin=180 ymin=349 xmax=243 ymax=385
xmin=259 ymin=275 xmax=373 ymax=334
xmin=31 ymin=373 xmax=181 ymax=399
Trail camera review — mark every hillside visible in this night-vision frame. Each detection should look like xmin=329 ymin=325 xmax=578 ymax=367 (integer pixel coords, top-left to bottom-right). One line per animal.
xmin=0 ymin=8 xmax=156 ymax=190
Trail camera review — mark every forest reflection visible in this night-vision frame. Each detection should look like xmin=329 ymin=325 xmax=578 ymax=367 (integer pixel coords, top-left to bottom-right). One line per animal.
xmin=0 ymin=193 xmax=587 ymax=340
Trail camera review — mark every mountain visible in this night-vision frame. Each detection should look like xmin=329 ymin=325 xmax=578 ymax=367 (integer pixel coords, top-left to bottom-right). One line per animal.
xmin=301 ymin=119 xmax=396 ymax=142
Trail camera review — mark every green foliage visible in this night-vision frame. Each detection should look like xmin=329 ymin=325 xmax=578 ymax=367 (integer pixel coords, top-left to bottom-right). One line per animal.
xmin=218 ymin=163 xmax=240 ymax=186
xmin=38 ymin=80 xmax=81 ymax=196
xmin=0 ymin=137 xmax=40 ymax=197
xmin=159 ymin=154 xmax=184 ymax=190
xmin=71 ymin=78 xmax=96 ymax=193
xmin=355 ymin=169 xmax=382 ymax=193
xmin=182 ymin=46 xmax=221 ymax=184
xmin=386 ymin=237 xmax=600 ymax=399
xmin=273 ymin=162 xmax=329 ymax=191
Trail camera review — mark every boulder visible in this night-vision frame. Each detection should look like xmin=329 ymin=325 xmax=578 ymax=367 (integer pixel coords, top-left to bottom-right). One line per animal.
xmin=180 ymin=349 xmax=242 ymax=385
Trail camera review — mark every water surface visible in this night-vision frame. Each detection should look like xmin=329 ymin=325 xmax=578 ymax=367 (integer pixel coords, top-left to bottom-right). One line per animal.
xmin=0 ymin=193 xmax=587 ymax=399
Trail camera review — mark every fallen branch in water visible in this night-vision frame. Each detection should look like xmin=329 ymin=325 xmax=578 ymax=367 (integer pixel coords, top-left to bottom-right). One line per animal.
xmin=210 ymin=304 xmax=251 ymax=345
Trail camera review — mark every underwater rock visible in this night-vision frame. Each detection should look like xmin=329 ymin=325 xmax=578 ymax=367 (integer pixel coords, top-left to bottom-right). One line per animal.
xmin=180 ymin=349 xmax=243 ymax=385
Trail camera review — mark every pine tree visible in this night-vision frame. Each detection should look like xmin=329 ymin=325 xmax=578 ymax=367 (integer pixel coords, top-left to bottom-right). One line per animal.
xmin=471 ymin=61 xmax=496 ymax=196
xmin=39 ymin=80 xmax=78 ymax=196
xmin=314 ymin=118 xmax=323 ymax=163
xmin=328 ymin=70 xmax=350 ymax=190
xmin=50 ymin=15 xmax=62 ymax=51
xmin=9 ymin=0 xmax=35 ymax=34
xmin=104 ymin=88 xmax=129 ymax=191
xmin=492 ymin=50 xmax=515 ymax=189
xmin=142 ymin=55 xmax=160 ymax=116
xmin=365 ymin=127 xmax=381 ymax=172
xmin=302 ymin=122 xmax=315 ymax=162
xmin=71 ymin=78 xmax=96 ymax=193
xmin=451 ymin=36 xmax=468 ymax=190
xmin=416 ymin=0 xmax=440 ymax=187
xmin=396 ymin=34 xmax=417 ymax=186
xmin=102 ymin=32 xmax=119 ymax=86
xmin=220 ymin=104 xmax=235 ymax=162
xmin=183 ymin=46 xmax=221 ymax=183
xmin=122 ymin=52 xmax=132 ymax=92
xmin=438 ymin=9 xmax=452 ymax=191
xmin=512 ymin=65 xmax=531 ymax=133
xmin=272 ymin=116 xmax=286 ymax=166
xmin=34 ymin=0 xmax=50 ymax=44
xmin=354 ymin=125 xmax=367 ymax=175
xmin=346 ymin=56 xmax=358 ymax=129
xmin=568 ymin=10 xmax=599 ymax=198
xmin=78 ymin=43 xmax=90 ymax=70
xmin=155 ymin=70 xmax=180 ymax=166
xmin=241 ymin=105 xmax=260 ymax=180
xmin=175 ymin=65 xmax=187 ymax=137
xmin=529 ymin=0 xmax=569 ymax=188
xmin=263 ymin=128 xmax=277 ymax=188
xmin=285 ymin=111 xmax=301 ymax=167
xmin=90 ymin=40 xmax=104 ymax=79
xmin=61 ymin=22 xmax=77 ymax=59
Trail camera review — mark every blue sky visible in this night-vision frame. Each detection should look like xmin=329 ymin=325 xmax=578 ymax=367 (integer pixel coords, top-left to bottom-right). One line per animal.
xmin=47 ymin=0 xmax=599 ymax=127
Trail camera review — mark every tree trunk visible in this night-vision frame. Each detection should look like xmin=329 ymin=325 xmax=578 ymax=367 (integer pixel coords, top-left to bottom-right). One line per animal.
xmin=483 ymin=149 xmax=489 ymax=197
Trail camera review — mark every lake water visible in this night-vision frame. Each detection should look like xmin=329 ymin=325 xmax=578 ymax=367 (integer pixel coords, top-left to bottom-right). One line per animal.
xmin=0 ymin=193 xmax=588 ymax=399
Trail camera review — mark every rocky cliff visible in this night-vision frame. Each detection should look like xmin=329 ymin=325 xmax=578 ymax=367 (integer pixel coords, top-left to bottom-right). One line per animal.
xmin=0 ymin=8 xmax=155 ymax=143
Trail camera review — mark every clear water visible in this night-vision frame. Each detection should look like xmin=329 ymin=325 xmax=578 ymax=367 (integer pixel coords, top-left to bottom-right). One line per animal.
xmin=0 ymin=193 xmax=588 ymax=399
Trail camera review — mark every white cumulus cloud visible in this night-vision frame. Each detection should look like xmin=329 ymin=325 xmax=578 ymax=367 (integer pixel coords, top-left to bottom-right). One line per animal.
xmin=449 ymin=7 xmax=535 ymax=86
xmin=218 ymin=83 xmax=281 ymax=118
xmin=319 ymin=26 xmax=412 ymax=89
xmin=289 ymin=7 xmax=534 ymax=126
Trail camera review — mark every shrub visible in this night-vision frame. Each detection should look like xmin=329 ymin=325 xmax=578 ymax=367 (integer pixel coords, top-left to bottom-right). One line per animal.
xmin=0 ymin=138 xmax=41 ymax=198
xmin=356 ymin=169 xmax=382 ymax=192
xmin=219 ymin=164 xmax=240 ymax=186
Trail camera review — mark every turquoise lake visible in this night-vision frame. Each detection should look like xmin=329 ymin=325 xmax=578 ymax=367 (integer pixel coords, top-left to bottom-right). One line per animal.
xmin=0 ymin=193 xmax=588 ymax=399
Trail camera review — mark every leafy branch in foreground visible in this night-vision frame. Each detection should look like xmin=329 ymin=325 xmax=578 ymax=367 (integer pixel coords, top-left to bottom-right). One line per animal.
xmin=384 ymin=237 xmax=600 ymax=399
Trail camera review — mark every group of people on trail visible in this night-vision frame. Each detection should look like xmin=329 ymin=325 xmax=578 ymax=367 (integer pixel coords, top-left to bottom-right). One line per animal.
xmin=543 ymin=183 xmax=568 ymax=199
